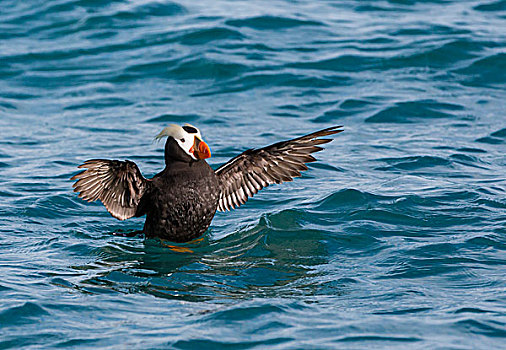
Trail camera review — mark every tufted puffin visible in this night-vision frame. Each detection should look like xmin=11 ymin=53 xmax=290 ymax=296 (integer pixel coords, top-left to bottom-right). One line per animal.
xmin=71 ymin=124 xmax=343 ymax=242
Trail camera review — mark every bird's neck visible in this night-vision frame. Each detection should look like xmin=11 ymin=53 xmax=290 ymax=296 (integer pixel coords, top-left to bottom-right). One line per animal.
xmin=162 ymin=158 xmax=208 ymax=178
xmin=164 ymin=138 xmax=193 ymax=164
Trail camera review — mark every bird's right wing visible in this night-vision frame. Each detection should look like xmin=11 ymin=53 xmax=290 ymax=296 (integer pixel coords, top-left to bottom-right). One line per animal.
xmin=71 ymin=159 xmax=151 ymax=220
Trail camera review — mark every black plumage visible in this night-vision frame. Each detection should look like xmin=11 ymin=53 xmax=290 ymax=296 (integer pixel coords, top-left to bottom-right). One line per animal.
xmin=71 ymin=125 xmax=343 ymax=242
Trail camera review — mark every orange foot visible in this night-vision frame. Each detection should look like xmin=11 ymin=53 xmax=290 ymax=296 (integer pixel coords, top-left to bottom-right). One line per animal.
xmin=187 ymin=237 xmax=204 ymax=245
xmin=160 ymin=240 xmax=194 ymax=253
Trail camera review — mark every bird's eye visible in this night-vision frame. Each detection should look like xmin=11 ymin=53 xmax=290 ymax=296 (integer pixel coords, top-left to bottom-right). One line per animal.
xmin=180 ymin=138 xmax=185 ymax=143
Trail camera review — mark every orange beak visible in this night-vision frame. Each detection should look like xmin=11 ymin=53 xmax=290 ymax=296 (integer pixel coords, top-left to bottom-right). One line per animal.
xmin=191 ymin=137 xmax=211 ymax=160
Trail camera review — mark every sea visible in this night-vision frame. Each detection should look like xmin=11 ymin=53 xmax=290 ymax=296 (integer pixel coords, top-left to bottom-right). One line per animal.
xmin=0 ymin=0 xmax=505 ymax=348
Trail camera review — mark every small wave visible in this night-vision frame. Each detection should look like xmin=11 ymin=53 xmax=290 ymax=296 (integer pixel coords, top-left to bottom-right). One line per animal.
xmin=196 ymin=72 xmax=350 ymax=96
xmin=313 ymin=188 xmax=389 ymax=211
xmin=454 ymin=307 xmax=498 ymax=314
xmin=63 ymin=97 xmax=133 ymax=111
xmin=313 ymin=98 xmax=376 ymax=123
xmin=145 ymin=113 xmax=201 ymax=124
xmin=474 ymin=0 xmax=506 ymax=12
xmin=393 ymin=24 xmax=471 ymax=36
xmin=0 ymin=302 xmax=49 ymax=326
xmin=454 ymin=318 xmax=506 ymax=337
xmin=175 ymin=27 xmax=245 ymax=45
xmin=226 ymin=15 xmax=324 ymax=30
xmin=365 ymin=99 xmax=464 ymax=123
xmin=375 ymin=155 xmax=452 ymax=171
xmin=384 ymin=39 xmax=485 ymax=69
xmin=476 ymin=127 xmax=506 ymax=145
xmin=288 ymin=54 xmax=378 ymax=73
xmin=453 ymin=52 xmax=506 ymax=87
xmin=78 ymin=2 xmax=186 ymax=29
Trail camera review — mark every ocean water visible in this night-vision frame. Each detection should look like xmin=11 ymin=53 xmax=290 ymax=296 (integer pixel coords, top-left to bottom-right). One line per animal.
xmin=1 ymin=0 xmax=505 ymax=348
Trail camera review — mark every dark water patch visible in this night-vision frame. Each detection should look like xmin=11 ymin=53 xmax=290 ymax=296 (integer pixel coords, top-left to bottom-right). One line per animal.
xmin=454 ymin=307 xmax=498 ymax=314
xmin=474 ymin=197 xmax=506 ymax=211
xmin=476 ymin=128 xmax=506 ymax=145
xmin=196 ymin=73 xmax=350 ymax=96
xmin=340 ymin=98 xmax=376 ymax=110
xmin=172 ymin=337 xmax=294 ymax=350
xmin=307 ymin=188 xmax=490 ymax=232
xmin=0 ymin=65 xmax=23 ymax=80
xmin=474 ymin=0 xmax=506 ymax=11
xmin=454 ymin=319 xmax=506 ymax=337
xmin=362 ymin=36 xmax=398 ymax=45
xmin=72 ymin=126 xmax=135 ymax=134
xmin=491 ymin=128 xmax=506 ymax=138
xmin=145 ymin=113 xmax=201 ymax=124
xmin=166 ymin=56 xmax=248 ymax=81
xmin=74 ymin=2 xmax=186 ymax=31
xmin=0 ymin=99 xmax=17 ymax=110
xmin=449 ymin=154 xmax=488 ymax=169
xmin=206 ymin=303 xmax=286 ymax=321
xmin=0 ymin=302 xmax=49 ymax=326
xmin=312 ymin=189 xmax=391 ymax=212
xmin=0 ymin=333 xmax=62 ymax=350
xmin=453 ymin=53 xmax=506 ymax=87
xmin=291 ymin=39 xmax=495 ymax=74
xmin=336 ymin=335 xmax=422 ymax=343
xmin=221 ymin=42 xmax=277 ymax=53
xmin=22 ymin=195 xmax=86 ymax=219
xmin=466 ymin=234 xmax=506 ymax=251
xmin=386 ymin=39 xmax=484 ymax=69
xmin=475 ymin=136 xmax=504 ymax=145
xmin=355 ymin=4 xmax=407 ymax=12
xmin=313 ymin=98 xmax=376 ymax=122
xmin=393 ymin=24 xmax=471 ymax=36
xmin=53 ymin=338 xmax=99 ymax=348
xmin=124 ymin=57 xmax=181 ymax=77
xmin=0 ymin=284 xmax=12 ymax=292
xmin=373 ymin=307 xmax=432 ymax=315
xmin=176 ymin=27 xmax=245 ymax=45
xmin=128 ymin=1 xmax=187 ymax=18
xmin=366 ymin=100 xmax=463 ymax=123
xmin=226 ymin=15 xmax=324 ymax=30
xmin=375 ymin=155 xmax=452 ymax=171
xmin=271 ymin=112 xmax=299 ymax=118
xmin=377 ymin=257 xmax=477 ymax=280
xmin=0 ymin=91 xmax=38 ymax=100
xmin=27 ymin=19 xmax=83 ymax=40
xmin=288 ymin=54 xmax=378 ymax=72
xmin=457 ymin=147 xmax=487 ymax=154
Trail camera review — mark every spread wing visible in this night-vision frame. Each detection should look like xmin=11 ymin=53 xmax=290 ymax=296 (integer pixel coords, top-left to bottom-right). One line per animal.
xmin=71 ymin=159 xmax=150 ymax=220
xmin=215 ymin=126 xmax=343 ymax=211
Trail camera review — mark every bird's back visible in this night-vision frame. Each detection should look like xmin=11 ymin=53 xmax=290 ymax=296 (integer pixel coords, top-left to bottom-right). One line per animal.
xmin=142 ymin=160 xmax=220 ymax=242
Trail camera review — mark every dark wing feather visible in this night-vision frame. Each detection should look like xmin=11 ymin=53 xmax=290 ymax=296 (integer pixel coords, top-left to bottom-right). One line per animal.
xmin=215 ymin=126 xmax=343 ymax=211
xmin=71 ymin=159 xmax=150 ymax=220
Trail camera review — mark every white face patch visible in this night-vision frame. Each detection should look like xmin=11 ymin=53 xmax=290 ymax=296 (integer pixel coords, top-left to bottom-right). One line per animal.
xmin=155 ymin=123 xmax=203 ymax=160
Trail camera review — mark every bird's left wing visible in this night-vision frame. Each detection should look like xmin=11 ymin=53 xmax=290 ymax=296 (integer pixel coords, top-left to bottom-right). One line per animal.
xmin=215 ymin=126 xmax=343 ymax=211
xmin=71 ymin=159 xmax=150 ymax=220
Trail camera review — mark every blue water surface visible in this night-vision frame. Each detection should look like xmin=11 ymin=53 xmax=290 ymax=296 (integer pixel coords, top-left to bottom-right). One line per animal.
xmin=1 ymin=0 xmax=505 ymax=348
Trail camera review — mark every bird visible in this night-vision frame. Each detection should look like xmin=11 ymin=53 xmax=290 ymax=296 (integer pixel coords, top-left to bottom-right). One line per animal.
xmin=71 ymin=124 xmax=343 ymax=242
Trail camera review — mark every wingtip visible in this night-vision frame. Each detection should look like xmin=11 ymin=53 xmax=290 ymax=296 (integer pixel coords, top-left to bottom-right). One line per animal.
xmin=307 ymin=125 xmax=344 ymax=140
xmin=322 ymin=125 xmax=344 ymax=135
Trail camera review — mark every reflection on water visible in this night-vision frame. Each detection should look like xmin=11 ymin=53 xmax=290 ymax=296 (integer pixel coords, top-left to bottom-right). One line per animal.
xmin=72 ymin=215 xmax=332 ymax=302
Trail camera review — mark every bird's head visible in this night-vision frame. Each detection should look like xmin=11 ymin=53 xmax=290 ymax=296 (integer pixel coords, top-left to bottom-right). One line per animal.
xmin=155 ymin=124 xmax=211 ymax=163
